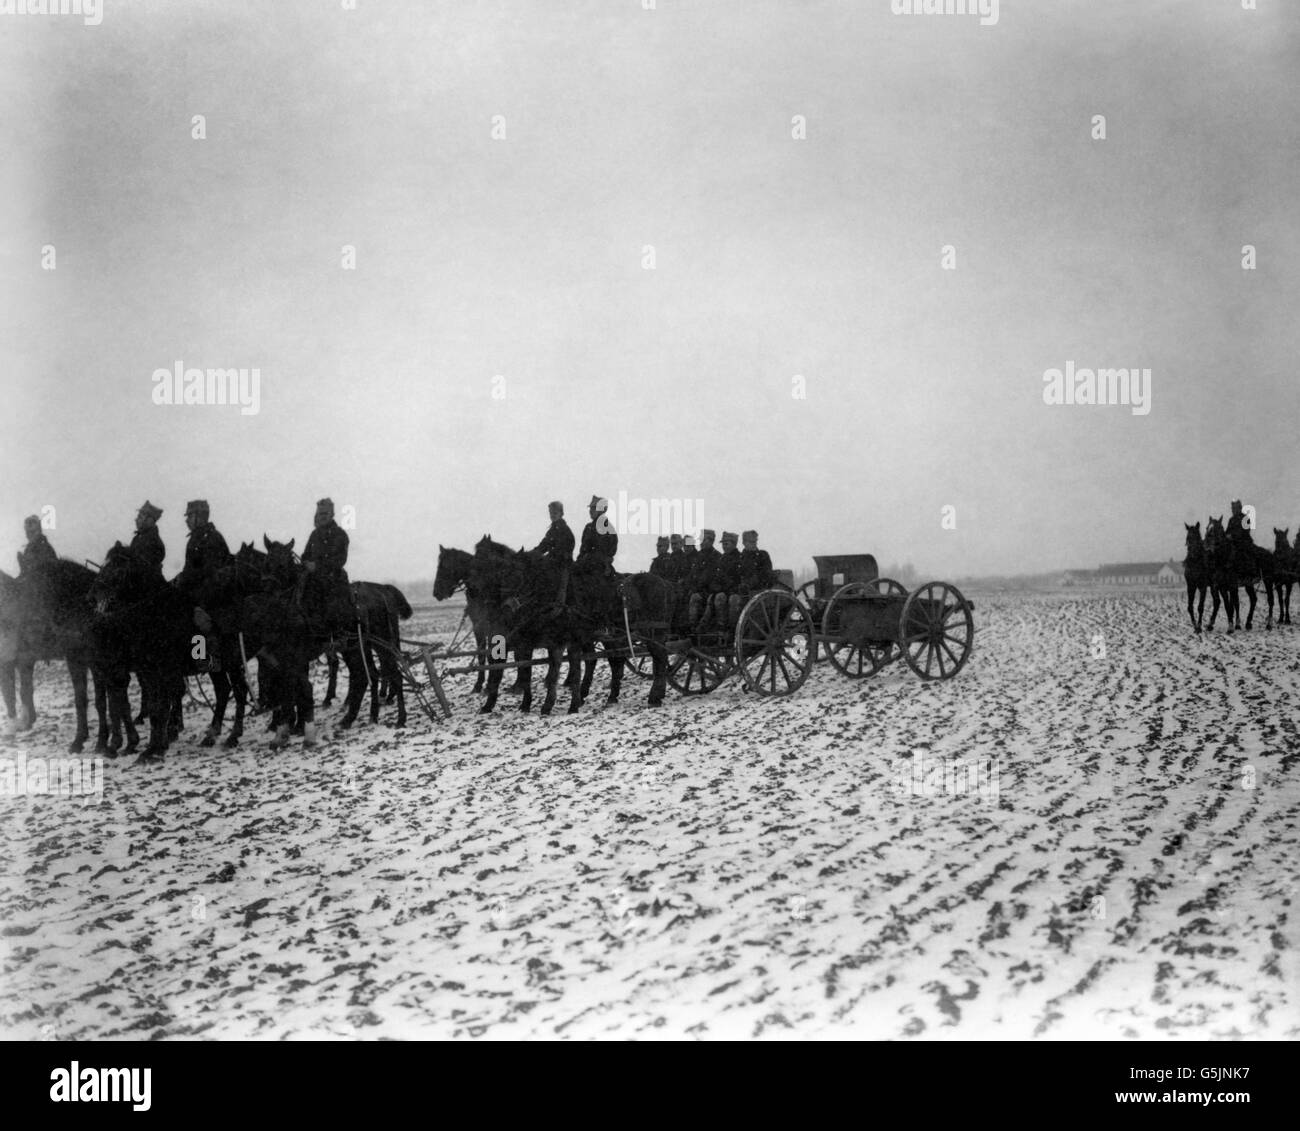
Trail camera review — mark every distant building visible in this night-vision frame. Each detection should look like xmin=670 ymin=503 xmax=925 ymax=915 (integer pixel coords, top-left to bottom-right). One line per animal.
xmin=1096 ymin=561 xmax=1181 ymax=586
xmin=1059 ymin=569 xmax=1096 ymax=587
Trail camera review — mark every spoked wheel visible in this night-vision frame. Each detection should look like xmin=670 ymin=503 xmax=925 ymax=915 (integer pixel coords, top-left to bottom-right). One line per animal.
xmin=900 ymin=581 xmax=975 ymax=681
xmin=822 ymin=578 xmax=907 ymax=678
xmin=627 ymin=650 xmax=655 ymax=680
xmin=735 ymin=589 xmax=815 ymax=697
xmin=794 ymin=580 xmax=827 ymax=659
xmin=667 ymin=649 xmax=731 ymax=695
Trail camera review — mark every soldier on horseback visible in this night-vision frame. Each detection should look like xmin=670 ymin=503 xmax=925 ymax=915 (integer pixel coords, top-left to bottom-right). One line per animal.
xmin=1226 ymin=499 xmax=1256 ymax=577
xmin=129 ymin=501 xmax=166 ymax=582
xmin=577 ymin=495 xmax=618 ymax=575
xmin=174 ymin=500 xmax=232 ymax=669
xmin=530 ymin=500 xmax=574 ymax=610
xmin=17 ymin=515 xmax=56 ymax=576
xmin=300 ymin=498 xmax=352 ymax=633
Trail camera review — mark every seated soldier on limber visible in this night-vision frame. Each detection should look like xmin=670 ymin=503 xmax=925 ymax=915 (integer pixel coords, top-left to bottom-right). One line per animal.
xmin=711 ymin=532 xmax=743 ymax=630
xmin=649 ymin=535 xmax=672 ymax=579
xmin=687 ymin=529 xmax=720 ymax=630
xmin=667 ymin=533 xmax=685 ymax=582
xmin=734 ymin=529 xmax=775 ymax=624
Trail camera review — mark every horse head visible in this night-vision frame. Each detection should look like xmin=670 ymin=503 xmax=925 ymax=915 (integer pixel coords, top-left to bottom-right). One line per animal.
xmin=433 ymin=544 xmax=474 ymax=601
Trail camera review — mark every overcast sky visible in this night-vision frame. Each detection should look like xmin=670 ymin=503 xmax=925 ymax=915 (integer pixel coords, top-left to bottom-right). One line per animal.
xmin=2 ymin=0 xmax=1297 ymax=587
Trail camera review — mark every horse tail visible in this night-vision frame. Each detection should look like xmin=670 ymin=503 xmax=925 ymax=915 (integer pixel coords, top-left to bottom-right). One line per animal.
xmin=385 ymin=584 xmax=413 ymax=620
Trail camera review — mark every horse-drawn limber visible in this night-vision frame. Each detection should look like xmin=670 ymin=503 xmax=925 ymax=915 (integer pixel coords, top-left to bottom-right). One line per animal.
xmin=391 ymin=547 xmax=977 ymax=722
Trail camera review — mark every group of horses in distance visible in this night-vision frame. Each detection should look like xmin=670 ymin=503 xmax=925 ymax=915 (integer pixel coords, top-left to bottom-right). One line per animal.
xmin=0 ymin=538 xmax=411 ymax=763
xmin=1182 ymin=519 xmax=1297 ymax=633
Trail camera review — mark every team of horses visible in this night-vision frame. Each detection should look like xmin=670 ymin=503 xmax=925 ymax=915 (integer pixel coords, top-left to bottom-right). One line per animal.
xmin=0 ymin=538 xmax=411 ymax=763
xmin=1182 ymin=520 xmax=1297 ymax=634
xmin=0 ymin=532 xmax=678 ymax=762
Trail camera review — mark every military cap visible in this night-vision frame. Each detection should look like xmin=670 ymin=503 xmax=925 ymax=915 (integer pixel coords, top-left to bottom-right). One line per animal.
xmin=683 ymin=535 xmax=696 ymax=548
xmin=742 ymin=530 xmax=758 ymax=544
xmin=721 ymin=531 xmax=738 ymax=544
xmin=316 ymin=498 xmax=335 ymax=513
xmin=137 ymin=500 xmax=163 ymax=521
xmin=700 ymin=529 xmax=716 ymax=541
xmin=656 ymin=535 xmax=669 ymax=547
xmin=23 ymin=514 xmax=41 ymax=529
xmin=185 ymin=499 xmax=210 ymax=518
xmin=548 ymin=500 xmax=564 ymax=514
xmin=670 ymin=534 xmax=683 ymax=548
xmin=589 ymin=495 xmax=609 ymax=513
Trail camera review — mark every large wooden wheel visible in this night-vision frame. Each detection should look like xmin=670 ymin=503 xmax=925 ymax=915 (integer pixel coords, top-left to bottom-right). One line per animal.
xmin=667 ymin=649 xmax=732 ymax=695
xmin=900 ymin=581 xmax=974 ymax=681
xmin=735 ymin=590 xmax=815 ymax=697
xmin=822 ymin=578 xmax=907 ymax=679
xmin=627 ymin=650 xmax=654 ymax=680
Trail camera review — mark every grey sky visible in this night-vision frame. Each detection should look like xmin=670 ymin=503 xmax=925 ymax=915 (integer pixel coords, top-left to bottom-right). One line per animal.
xmin=2 ymin=0 xmax=1297 ymax=585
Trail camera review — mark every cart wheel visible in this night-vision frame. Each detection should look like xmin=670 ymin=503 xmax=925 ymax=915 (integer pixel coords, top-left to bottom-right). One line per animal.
xmin=735 ymin=589 xmax=815 ymax=697
xmin=900 ymin=581 xmax=974 ymax=681
xmin=627 ymin=651 xmax=654 ymax=680
xmin=667 ymin=649 xmax=731 ymax=695
xmin=823 ymin=578 xmax=907 ymax=678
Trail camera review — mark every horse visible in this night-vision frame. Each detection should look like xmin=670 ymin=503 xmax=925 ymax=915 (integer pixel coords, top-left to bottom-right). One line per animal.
xmin=89 ymin=544 xmax=195 ymax=762
xmin=1205 ymin=516 xmax=1271 ymax=631
xmin=572 ymin=568 xmax=672 ymax=709
xmin=1182 ymin=522 xmax=1210 ymax=633
xmin=0 ymin=561 xmax=111 ymax=753
xmin=433 ymin=544 xmax=491 ymax=693
xmin=1271 ymin=529 xmax=1296 ymax=626
xmin=466 ymin=537 xmax=578 ymax=715
xmin=256 ymin=537 xmax=407 ymax=732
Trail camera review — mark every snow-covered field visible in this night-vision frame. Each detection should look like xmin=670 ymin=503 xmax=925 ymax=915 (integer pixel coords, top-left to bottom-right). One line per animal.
xmin=2 ymin=589 xmax=1297 ymax=1040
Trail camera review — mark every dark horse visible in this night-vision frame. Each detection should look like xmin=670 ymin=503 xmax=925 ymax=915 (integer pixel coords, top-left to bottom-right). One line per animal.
xmin=1182 ymin=522 xmax=1210 ymax=633
xmin=463 ymin=537 xmax=670 ymax=714
xmin=89 ymin=545 xmax=196 ymax=762
xmin=247 ymin=538 xmax=408 ymax=741
xmin=0 ymin=561 xmax=110 ymax=753
xmin=1271 ymin=529 xmax=1296 ymax=626
xmin=1205 ymin=516 xmax=1273 ymax=632
xmin=433 ymin=542 xmax=528 ymax=695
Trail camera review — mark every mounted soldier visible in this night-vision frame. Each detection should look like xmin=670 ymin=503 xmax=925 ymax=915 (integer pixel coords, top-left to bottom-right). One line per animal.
xmin=649 ymin=536 xmax=672 ymax=579
xmin=687 ymin=529 xmax=720 ymax=629
xmin=17 ymin=515 xmax=56 ymax=576
xmin=1226 ymin=499 xmax=1255 ymax=577
xmin=174 ymin=500 xmax=232 ymax=668
xmin=530 ymin=500 xmax=574 ymax=609
xmin=300 ymin=498 xmax=352 ymax=633
xmin=576 ymin=495 xmax=618 ymax=575
xmin=129 ymin=501 xmax=166 ymax=582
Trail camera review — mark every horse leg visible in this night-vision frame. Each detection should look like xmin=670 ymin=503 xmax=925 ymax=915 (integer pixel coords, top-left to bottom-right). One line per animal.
xmin=541 ymin=649 xmax=560 ymax=716
xmin=472 ymin=629 xmax=486 ymax=694
xmin=578 ymin=654 xmax=596 ymax=703
xmin=365 ymin=640 xmax=381 ymax=725
xmin=1244 ymin=585 xmax=1257 ymax=630
xmin=92 ymin=665 xmax=110 ymax=753
xmin=337 ymin=645 xmax=365 ymax=729
xmin=17 ymin=661 xmax=36 ymax=731
xmin=223 ymin=657 xmax=247 ymax=748
xmin=649 ymin=645 xmax=667 ymax=707
xmin=606 ymin=654 xmax=624 ymax=706
xmin=299 ymin=668 xmax=317 ymax=747
xmin=479 ymin=653 xmax=502 ymax=714
xmin=518 ymin=650 xmax=534 ymax=713
xmin=68 ymin=658 xmax=90 ymax=753
xmin=322 ymin=649 xmax=338 ymax=707
xmin=1186 ymin=580 xmax=1198 ymax=633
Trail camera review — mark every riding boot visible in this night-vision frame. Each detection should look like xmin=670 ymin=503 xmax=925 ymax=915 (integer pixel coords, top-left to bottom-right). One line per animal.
xmin=688 ymin=592 xmax=706 ymax=630
xmin=712 ymin=593 xmax=729 ymax=631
